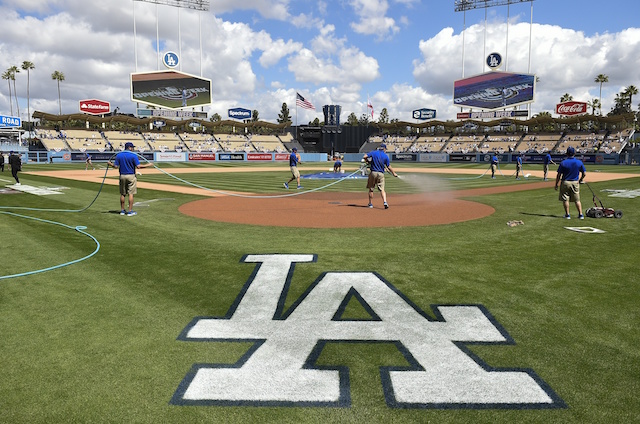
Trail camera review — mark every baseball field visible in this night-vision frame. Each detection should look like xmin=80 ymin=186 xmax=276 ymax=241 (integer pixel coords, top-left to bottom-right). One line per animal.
xmin=1 ymin=161 xmax=639 ymax=423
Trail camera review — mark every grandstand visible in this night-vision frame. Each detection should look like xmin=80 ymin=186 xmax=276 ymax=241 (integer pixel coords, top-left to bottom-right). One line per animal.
xmin=557 ymin=131 xmax=604 ymax=154
xmin=249 ymin=134 xmax=287 ymax=153
xmin=384 ymin=135 xmax=416 ymax=153
xmin=443 ymin=135 xmax=483 ymax=153
xmin=62 ymin=129 xmax=107 ymax=151
xmin=483 ymin=134 xmax=520 ymax=153
xmin=180 ymin=132 xmax=221 ymax=152
xmin=412 ymin=135 xmax=449 ymax=153
xmin=103 ymin=131 xmax=147 ymax=151
xmin=216 ymin=134 xmax=255 ymax=152
xmin=516 ymin=133 xmax=562 ymax=153
xmin=143 ymin=132 xmax=185 ymax=151
xmin=37 ymin=129 xmax=68 ymax=151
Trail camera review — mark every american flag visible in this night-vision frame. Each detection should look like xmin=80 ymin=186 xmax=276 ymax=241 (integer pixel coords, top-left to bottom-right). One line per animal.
xmin=296 ymin=92 xmax=315 ymax=110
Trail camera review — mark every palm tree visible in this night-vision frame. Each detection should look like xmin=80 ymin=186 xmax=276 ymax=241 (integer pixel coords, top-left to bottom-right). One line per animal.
xmin=560 ymin=93 xmax=573 ymax=103
xmin=51 ymin=70 xmax=65 ymax=115
xmin=21 ymin=60 xmax=35 ymax=130
xmin=8 ymin=65 xmax=20 ymax=118
xmin=624 ymin=85 xmax=638 ymax=109
xmin=594 ymin=74 xmax=608 ymax=115
xmin=587 ymin=98 xmax=601 ymax=115
xmin=2 ymin=69 xmax=13 ymax=115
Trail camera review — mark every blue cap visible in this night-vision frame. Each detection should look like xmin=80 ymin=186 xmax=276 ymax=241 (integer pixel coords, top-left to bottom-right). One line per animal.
xmin=567 ymin=146 xmax=575 ymax=156
xmin=125 ymin=142 xmax=134 ymax=149
xmin=379 ymin=143 xmax=387 ymax=149
xmin=292 ymin=147 xmax=297 ymax=152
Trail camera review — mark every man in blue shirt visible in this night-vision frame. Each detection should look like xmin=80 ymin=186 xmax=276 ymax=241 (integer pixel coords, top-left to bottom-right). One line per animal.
xmin=108 ymin=142 xmax=153 ymax=216
xmin=490 ymin=154 xmax=499 ymax=179
xmin=363 ymin=143 xmax=398 ymax=209
xmin=284 ymin=147 xmax=302 ymax=189
xmin=543 ymin=152 xmax=556 ymax=181
xmin=515 ymin=154 xmax=523 ymax=180
xmin=554 ymin=146 xmax=586 ymax=219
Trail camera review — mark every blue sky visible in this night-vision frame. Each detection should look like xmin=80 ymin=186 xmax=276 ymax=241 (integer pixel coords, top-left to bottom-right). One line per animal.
xmin=0 ymin=0 xmax=638 ymax=124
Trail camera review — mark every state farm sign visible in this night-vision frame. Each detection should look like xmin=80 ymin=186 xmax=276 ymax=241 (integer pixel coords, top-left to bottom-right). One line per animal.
xmin=79 ymin=99 xmax=111 ymax=115
xmin=556 ymin=101 xmax=587 ymax=116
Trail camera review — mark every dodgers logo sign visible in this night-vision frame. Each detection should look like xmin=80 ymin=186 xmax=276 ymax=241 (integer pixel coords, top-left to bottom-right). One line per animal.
xmin=171 ymin=254 xmax=565 ymax=409
xmin=487 ymin=53 xmax=502 ymax=70
xmin=163 ymin=52 xmax=179 ymax=69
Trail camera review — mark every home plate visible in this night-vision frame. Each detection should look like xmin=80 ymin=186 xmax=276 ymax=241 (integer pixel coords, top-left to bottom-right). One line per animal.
xmin=565 ymin=227 xmax=606 ymax=234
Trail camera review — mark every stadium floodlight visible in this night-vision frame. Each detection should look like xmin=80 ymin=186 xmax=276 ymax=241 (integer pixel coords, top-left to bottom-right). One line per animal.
xmin=133 ymin=0 xmax=209 ymax=12
xmin=455 ymin=0 xmax=533 ymax=12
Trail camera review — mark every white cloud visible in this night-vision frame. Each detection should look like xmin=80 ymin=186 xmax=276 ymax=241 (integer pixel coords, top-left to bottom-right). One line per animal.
xmin=348 ymin=0 xmax=399 ymax=39
xmin=412 ymin=22 xmax=640 ymax=115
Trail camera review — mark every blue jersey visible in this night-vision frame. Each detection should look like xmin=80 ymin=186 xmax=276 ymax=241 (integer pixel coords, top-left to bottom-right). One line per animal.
xmin=114 ymin=150 xmax=140 ymax=175
xmin=491 ymin=155 xmax=498 ymax=165
xmin=289 ymin=152 xmax=299 ymax=167
xmin=516 ymin=157 xmax=522 ymax=166
xmin=544 ymin=154 xmax=552 ymax=165
xmin=367 ymin=149 xmax=390 ymax=173
xmin=557 ymin=157 xmax=586 ymax=181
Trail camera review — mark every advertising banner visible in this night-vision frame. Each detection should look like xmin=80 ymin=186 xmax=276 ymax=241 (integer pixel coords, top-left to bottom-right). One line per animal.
xmin=188 ymin=153 xmax=216 ymax=161
xmin=453 ymin=71 xmax=535 ymax=110
xmin=219 ymin=153 xmax=245 ymax=161
xmin=457 ymin=110 xmax=529 ymax=119
xmin=555 ymin=101 xmax=587 ymax=116
xmin=156 ymin=152 xmax=185 ymax=162
xmin=137 ymin=109 xmax=208 ymax=119
xmin=0 ymin=115 xmax=21 ymax=128
xmin=131 ymin=70 xmax=212 ymax=110
xmin=247 ymin=153 xmax=273 ymax=161
xmin=391 ymin=153 xmax=417 ymax=162
xmin=448 ymin=154 xmax=477 ymax=162
xmin=275 ymin=153 xmax=289 ymax=161
xmin=412 ymin=108 xmax=436 ymax=120
xmin=79 ymin=99 xmax=110 ymax=115
xmin=228 ymin=108 xmax=252 ymax=120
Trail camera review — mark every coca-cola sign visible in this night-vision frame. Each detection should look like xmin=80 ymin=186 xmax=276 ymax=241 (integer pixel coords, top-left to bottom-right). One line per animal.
xmin=79 ymin=99 xmax=111 ymax=115
xmin=556 ymin=101 xmax=587 ymax=116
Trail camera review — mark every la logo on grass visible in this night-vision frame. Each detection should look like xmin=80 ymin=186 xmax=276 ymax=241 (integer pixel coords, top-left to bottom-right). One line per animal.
xmin=172 ymin=254 xmax=565 ymax=409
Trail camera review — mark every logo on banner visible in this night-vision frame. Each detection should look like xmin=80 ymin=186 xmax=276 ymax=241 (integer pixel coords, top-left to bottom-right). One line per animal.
xmin=228 ymin=108 xmax=252 ymax=119
xmin=172 ymin=254 xmax=565 ymax=409
xmin=79 ymin=99 xmax=110 ymax=115
xmin=556 ymin=101 xmax=587 ymax=116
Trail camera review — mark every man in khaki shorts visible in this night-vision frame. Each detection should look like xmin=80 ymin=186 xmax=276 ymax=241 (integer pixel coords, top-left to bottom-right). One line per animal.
xmin=554 ymin=146 xmax=586 ymax=219
xmin=363 ymin=143 xmax=398 ymax=209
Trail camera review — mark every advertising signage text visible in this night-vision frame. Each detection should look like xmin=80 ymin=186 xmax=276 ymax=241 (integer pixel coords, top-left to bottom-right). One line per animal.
xmin=79 ymin=99 xmax=111 ymax=115
xmin=0 ymin=115 xmax=21 ymax=127
xmin=412 ymin=108 xmax=436 ymax=120
xmin=453 ymin=71 xmax=535 ymax=110
xmin=457 ymin=110 xmax=529 ymax=119
xmin=228 ymin=108 xmax=252 ymax=119
xmin=555 ymin=101 xmax=587 ymax=116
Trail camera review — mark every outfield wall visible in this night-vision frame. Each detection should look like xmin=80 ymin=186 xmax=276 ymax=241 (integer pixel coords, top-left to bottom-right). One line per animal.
xmin=33 ymin=150 xmax=623 ymax=165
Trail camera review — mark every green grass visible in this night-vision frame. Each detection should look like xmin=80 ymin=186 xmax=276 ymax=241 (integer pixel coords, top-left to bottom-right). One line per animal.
xmin=1 ymin=162 xmax=640 ymax=423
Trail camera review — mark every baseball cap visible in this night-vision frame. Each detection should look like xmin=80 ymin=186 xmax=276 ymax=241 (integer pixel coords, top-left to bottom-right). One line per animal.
xmin=567 ymin=146 xmax=575 ymax=156
xmin=292 ymin=147 xmax=297 ymax=152
xmin=124 ymin=142 xmax=134 ymax=149
xmin=379 ymin=143 xmax=387 ymax=149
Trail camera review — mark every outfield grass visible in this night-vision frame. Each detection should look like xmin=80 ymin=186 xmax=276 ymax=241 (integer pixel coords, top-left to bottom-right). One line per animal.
xmin=1 ymin=162 xmax=639 ymax=423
